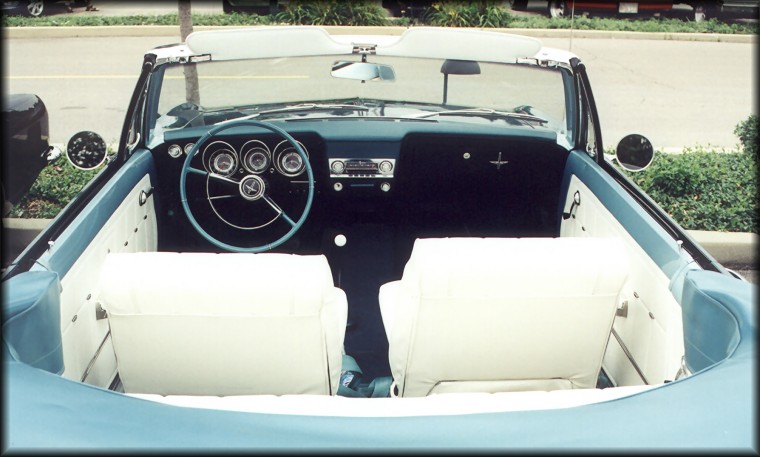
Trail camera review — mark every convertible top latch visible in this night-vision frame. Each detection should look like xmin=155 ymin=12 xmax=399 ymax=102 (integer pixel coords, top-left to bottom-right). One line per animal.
xmin=352 ymin=44 xmax=377 ymax=55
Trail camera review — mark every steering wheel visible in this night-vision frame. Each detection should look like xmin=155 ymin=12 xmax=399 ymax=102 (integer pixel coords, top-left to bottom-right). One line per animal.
xmin=179 ymin=120 xmax=314 ymax=253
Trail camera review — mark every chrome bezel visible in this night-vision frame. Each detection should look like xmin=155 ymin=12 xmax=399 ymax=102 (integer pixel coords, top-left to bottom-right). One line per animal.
xmin=202 ymin=141 xmax=238 ymax=177
xmin=273 ymin=140 xmax=308 ymax=177
xmin=168 ymin=144 xmax=183 ymax=158
xmin=241 ymin=140 xmax=271 ymax=174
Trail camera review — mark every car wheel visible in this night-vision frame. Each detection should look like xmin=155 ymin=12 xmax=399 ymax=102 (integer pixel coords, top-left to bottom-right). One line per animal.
xmin=26 ymin=0 xmax=44 ymax=17
xmin=549 ymin=0 xmax=565 ymax=18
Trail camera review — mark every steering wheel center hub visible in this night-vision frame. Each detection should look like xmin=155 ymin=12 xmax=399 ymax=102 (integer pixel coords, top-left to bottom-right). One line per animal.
xmin=239 ymin=174 xmax=266 ymax=201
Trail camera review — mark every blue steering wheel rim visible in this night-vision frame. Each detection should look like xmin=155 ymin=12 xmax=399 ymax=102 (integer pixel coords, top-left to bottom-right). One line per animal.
xmin=179 ymin=120 xmax=314 ymax=253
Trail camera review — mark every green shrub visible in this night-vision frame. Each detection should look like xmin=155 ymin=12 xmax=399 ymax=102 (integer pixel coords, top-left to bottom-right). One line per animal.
xmin=625 ymin=146 xmax=757 ymax=233
xmin=734 ymin=113 xmax=758 ymax=159
xmin=274 ymin=1 xmax=389 ymax=26
xmin=424 ymin=1 xmax=512 ymax=28
xmin=10 ymin=162 xmax=99 ymax=219
xmin=511 ymin=16 xmax=758 ymax=34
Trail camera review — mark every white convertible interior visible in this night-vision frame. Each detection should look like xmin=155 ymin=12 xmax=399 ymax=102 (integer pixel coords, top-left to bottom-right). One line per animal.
xmin=91 ymin=235 xmax=673 ymax=415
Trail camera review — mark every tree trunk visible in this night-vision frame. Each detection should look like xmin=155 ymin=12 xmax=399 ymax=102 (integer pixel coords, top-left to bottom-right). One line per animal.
xmin=178 ymin=0 xmax=200 ymax=106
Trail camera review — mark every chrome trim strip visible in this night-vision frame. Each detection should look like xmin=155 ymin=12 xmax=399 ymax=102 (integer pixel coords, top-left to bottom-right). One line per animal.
xmin=610 ymin=328 xmax=649 ymax=385
xmin=80 ymin=330 xmax=112 ymax=383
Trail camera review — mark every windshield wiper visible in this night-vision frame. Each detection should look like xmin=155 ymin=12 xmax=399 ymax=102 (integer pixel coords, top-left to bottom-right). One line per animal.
xmin=216 ymin=103 xmax=369 ymax=125
xmin=407 ymin=108 xmax=548 ymax=124
xmin=259 ymin=103 xmax=370 ymax=115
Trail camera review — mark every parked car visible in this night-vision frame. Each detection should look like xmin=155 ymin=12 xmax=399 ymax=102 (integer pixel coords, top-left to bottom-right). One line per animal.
xmin=510 ymin=0 xmax=677 ymax=18
xmin=689 ymin=0 xmax=760 ymax=21
xmin=510 ymin=0 xmax=759 ymax=20
xmin=2 ymin=26 xmax=755 ymax=452
xmin=1 ymin=93 xmax=60 ymax=215
xmin=0 ymin=0 xmax=85 ymax=17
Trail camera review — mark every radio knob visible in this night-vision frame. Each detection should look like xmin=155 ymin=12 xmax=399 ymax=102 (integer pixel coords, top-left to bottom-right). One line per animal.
xmin=331 ymin=160 xmax=345 ymax=174
xmin=378 ymin=160 xmax=393 ymax=174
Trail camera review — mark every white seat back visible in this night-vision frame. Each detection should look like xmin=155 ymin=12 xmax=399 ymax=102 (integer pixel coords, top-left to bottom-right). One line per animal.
xmin=379 ymin=237 xmax=628 ymax=397
xmin=98 ymin=252 xmax=347 ymax=396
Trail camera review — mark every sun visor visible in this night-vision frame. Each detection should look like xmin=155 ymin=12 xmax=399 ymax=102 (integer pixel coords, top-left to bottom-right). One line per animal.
xmin=186 ymin=26 xmax=354 ymax=60
xmin=376 ymin=27 xmax=542 ymax=63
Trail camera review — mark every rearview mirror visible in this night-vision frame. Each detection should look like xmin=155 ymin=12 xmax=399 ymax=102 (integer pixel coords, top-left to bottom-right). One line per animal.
xmin=616 ymin=134 xmax=654 ymax=172
xmin=440 ymin=59 xmax=481 ymax=105
xmin=331 ymin=61 xmax=395 ymax=82
xmin=66 ymin=131 xmax=107 ymax=170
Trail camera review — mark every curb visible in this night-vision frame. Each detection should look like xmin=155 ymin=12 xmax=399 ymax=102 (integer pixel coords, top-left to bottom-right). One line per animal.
xmin=687 ymin=230 xmax=758 ymax=268
xmin=3 ymin=25 xmax=756 ymax=42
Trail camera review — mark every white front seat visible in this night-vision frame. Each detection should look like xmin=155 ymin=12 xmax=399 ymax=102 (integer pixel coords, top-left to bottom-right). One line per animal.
xmin=98 ymin=252 xmax=347 ymax=396
xmin=379 ymin=237 xmax=628 ymax=397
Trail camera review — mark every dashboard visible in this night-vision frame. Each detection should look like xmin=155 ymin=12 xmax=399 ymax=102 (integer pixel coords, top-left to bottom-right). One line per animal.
xmin=153 ymin=120 xmax=568 ymax=254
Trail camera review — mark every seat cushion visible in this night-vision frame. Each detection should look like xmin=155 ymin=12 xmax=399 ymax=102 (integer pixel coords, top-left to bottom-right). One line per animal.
xmin=98 ymin=252 xmax=347 ymax=396
xmin=380 ymin=237 xmax=629 ymax=397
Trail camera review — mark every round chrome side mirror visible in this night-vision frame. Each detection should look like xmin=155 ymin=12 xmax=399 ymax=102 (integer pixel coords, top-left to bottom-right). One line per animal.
xmin=615 ymin=134 xmax=654 ymax=172
xmin=66 ymin=131 xmax=107 ymax=170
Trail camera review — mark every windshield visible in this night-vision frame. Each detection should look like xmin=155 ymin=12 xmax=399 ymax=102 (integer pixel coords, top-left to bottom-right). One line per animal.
xmin=150 ymin=55 xmax=573 ymax=147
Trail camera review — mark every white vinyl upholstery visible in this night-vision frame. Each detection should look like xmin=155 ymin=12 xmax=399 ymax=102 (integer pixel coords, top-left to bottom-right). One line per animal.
xmin=379 ymin=237 xmax=629 ymax=397
xmin=98 ymin=252 xmax=347 ymax=396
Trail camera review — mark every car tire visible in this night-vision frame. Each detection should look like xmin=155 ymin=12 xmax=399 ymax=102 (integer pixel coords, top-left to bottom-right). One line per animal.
xmin=26 ymin=0 xmax=44 ymax=17
xmin=549 ymin=0 xmax=565 ymax=18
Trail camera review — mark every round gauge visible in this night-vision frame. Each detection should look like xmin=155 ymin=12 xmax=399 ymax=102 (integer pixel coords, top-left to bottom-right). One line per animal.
xmin=273 ymin=140 xmax=308 ymax=177
xmin=245 ymin=150 xmax=269 ymax=173
xmin=280 ymin=151 xmax=303 ymax=175
xmin=202 ymin=141 xmax=237 ymax=176
xmin=241 ymin=140 xmax=271 ymax=174
xmin=168 ymin=144 xmax=182 ymax=158
xmin=212 ymin=152 xmax=236 ymax=175
xmin=184 ymin=143 xmax=195 ymax=155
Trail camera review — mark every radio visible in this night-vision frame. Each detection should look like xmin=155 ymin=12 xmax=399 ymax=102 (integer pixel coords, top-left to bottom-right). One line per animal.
xmin=329 ymin=158 xmax=395 ymax=178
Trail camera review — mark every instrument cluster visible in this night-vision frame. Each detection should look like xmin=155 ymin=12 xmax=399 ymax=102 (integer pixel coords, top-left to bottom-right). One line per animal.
xmin=166 ymin=138 xmax=309 ymax=178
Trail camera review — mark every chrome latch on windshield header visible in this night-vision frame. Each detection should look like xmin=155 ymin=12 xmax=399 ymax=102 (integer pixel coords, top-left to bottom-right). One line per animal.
xmin=166 ymin=54 xmax=211 ymax=64
xmin=352 ymin=44 xmax=377 ymax=55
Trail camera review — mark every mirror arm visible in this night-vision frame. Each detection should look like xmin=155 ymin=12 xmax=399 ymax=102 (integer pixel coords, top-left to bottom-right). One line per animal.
xmin=442 ymin=73 xmax=449 ymax=105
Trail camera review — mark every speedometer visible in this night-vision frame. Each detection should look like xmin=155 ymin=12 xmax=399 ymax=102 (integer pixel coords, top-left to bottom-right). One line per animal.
xmin=241 ymin=140 xmax=271 ymax=174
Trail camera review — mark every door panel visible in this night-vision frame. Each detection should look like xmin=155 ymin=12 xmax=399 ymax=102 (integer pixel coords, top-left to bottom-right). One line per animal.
xmin=560 ymin=170 xmax=691 ymax=386
xmin=29 ymin=150 xmax=158 ymax=386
